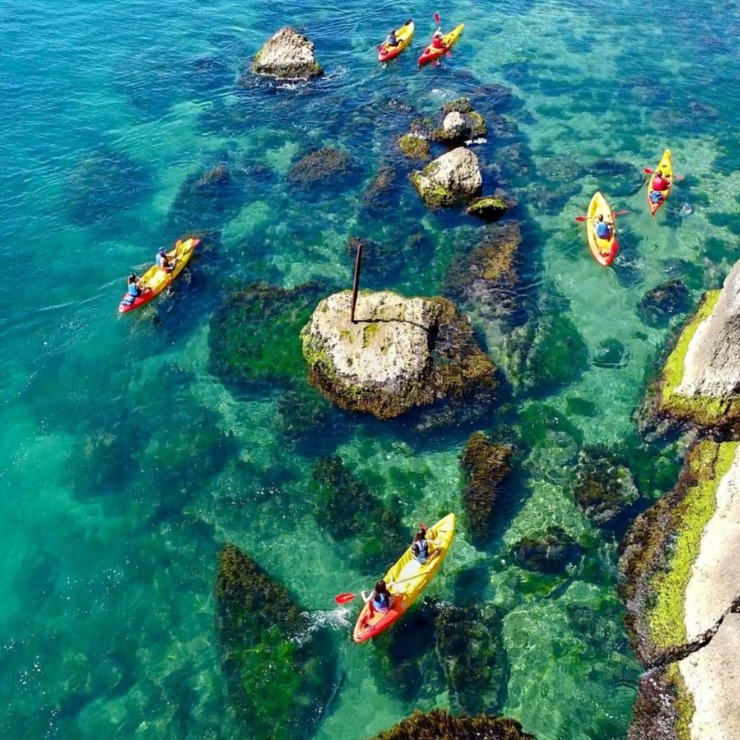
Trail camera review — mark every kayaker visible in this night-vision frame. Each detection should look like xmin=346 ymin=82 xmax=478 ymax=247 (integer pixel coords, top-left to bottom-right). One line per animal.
xmin=652 ymin=170 xmax=669 ymax=192
xmin=594 ymin=214 xmax=611 ymax=240
xmin=362 ymin=579 xmax=391 ymax=617
xmin=431 ymin=28 xmax=445 ymax=49
xmin=127 ymin=274 xmax=145 ymax=297
xmin=411 ymin=531 xmax=430 ymax=564
xmin=156 ymin=247 xmax=175 ymax=272
xmin=385 ymin=29 xmax=400 ymax=47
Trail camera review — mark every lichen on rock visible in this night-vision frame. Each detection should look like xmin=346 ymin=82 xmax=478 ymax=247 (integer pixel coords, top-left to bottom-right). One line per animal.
xmin=301 ymin=290 xmax=498 ymax=421
xmin=411 ymin=147 xmax=482 ymax=208
xmin=215 ymin=544 xmax=336 ymax=739
xmin=460 ymin=432 xmax=513 ymax=545
xmin=250 ymin=27 xmax=324 ymax=80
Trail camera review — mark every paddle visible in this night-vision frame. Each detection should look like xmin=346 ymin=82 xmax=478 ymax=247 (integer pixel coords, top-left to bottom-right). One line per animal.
xmin=643 ymin=167 xmax=685 ymax=180
xmin=432 ymin=12 xmax=452 ymax=58
xmin=575 ymin=210 xmax=629 ymax=222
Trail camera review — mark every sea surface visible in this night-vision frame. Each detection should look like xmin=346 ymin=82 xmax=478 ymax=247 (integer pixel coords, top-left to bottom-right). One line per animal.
xmin=1 ymin=0 xmax=738 ymax=738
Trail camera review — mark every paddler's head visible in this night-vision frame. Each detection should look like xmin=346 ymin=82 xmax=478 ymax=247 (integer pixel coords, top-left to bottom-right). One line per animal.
xmin=376 ymin=579 xmax=387 ymax=593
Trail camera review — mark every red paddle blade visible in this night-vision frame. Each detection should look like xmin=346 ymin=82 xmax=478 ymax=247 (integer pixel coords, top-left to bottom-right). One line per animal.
xmin=643 ymin=167 xmax=654 ymax=174
xmin=335 ymin=593 xmax=356 ymax=604
xmin=445 ymin=51 xmax=452 ymax=58
xmin=575 ymin=215 xmax=588 ymax=222
xmin=612 ymin=210 xmax=629 ymax=217
xmin=434 ymin=12 xmax=441 ymax=23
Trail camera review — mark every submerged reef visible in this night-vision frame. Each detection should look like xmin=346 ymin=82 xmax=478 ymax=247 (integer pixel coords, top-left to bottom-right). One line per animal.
xmin=510 ymin=526 xmax=586 ymax=574
xmin=311 ymin=455 xmax=408 ymax=574
xmin=249 ymin=27 xmax=323 ymax=80
xmin=638 ymin=279 xmax=691 ymax=327
xmin=301 ymin=290 xmax=498 ymax=422
xmin=460 ymin=432 xmax=513 ymax=545
xmin=209 ymin=281 xmax=325 ymax=388
xmin=286 ymin=147 xmax=358 ymax=189
xmin=214 ymin=544 xmax=336 ymax=740
xmin=465 ymin=192 xmax=517 ymax=222
xmin=372 ymin=709 xmax=534 ymax=739
xmin=573 ymin=445 xmax=638 ymax=525
xmin=434 ymin=604 xmax=507 ymax=714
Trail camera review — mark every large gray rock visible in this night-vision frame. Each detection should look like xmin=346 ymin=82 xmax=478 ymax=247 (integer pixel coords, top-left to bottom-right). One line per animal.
xmin=678 ymin=260 xmax=740 ymax=397
xmin=680 ymin=614 xmax=740 ymax=740
xmin=411 ymin=147 xmax=482 ymax=208
xmin=300 ymin=290 xmax=497 ymax=420
xmin=252 ymin=27 xmax=323 ymax=80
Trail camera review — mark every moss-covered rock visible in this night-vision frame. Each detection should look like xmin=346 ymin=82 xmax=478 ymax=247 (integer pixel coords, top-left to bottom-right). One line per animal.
xmin=510 ymin=526 xmax=586 ymax=573
xmin=411 ymin=148 xmax=482 ymax=208
xmin=311 ymin=455 xmax=409 ymax=573
xmin=619 ymin=440 xmax=737 ymax=664
xmin=592 ymin=338 xmax=628 ymax=369
xmin=435 ymin=604 xmax=507 ymax=714
xmin=398 ymin=134 xmax=431 ymax=161
xmin=638 ymin=279 xmax=691 ymax=327
xmin=209 ymin=281 xmax=325 ymax=388
xmin=301 ymin=291 xmax=498 ymax=422
xmin=215 ymin=544 xmax=336 ymax=739
xmin=167 ymin=163 xmax=242 ymax=234
xmin=465 ymin=193 xmax=517 ymax=222
xmin=460 ymin=432 xmax=513 ymax=545
xmin=372 ymin=709 xmax=535 ymax=739
xmin=573 ymin=445 xmax=638 ymax=525
xmin=286 ymin=147 xmax=358 ymax=189
xmin=431 ymin=98 xmax=488 ymax=146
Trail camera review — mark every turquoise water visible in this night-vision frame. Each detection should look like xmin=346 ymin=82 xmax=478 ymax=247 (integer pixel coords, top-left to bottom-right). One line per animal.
xmin=1 ymin=0 xmax=738 ymax=737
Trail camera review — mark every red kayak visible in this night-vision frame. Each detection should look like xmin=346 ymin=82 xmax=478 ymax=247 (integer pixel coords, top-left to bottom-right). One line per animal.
xmin=418 ymin=24 xmax=464 ymax=66
xmin=378 ymin=20 xmax=414 ymax=63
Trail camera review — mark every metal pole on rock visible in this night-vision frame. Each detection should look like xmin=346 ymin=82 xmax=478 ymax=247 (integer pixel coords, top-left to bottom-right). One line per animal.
xmin=350 ymin=240 xmax=363 ymax=323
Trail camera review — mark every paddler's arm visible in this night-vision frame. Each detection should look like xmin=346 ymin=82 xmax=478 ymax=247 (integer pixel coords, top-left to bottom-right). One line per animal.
xmin=360 ymin=590 xmax=371 ymax=603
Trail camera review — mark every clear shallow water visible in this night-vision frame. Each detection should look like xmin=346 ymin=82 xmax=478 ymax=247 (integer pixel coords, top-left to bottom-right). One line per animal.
xmin=1 ymin=0 xmax=738 ymax=738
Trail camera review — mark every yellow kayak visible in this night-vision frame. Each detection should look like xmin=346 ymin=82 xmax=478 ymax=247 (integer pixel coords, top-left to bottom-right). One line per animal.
xmin=648 ymin=149 xmax=673 ymax=216
xmin=586 ymin=192 xmax=619 ymax=267
xmin=118 ymin=237 xmax=200 ymax=313
xmin=378 ymin=20 xmax=414 ymax=63
xmin=353 ymin=513 xmax=456 ymax=642
xmin=418 ymin=24 xmax=464 ymax=66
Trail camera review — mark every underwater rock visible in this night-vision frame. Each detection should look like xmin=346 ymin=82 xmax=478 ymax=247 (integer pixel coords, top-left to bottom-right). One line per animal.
xmin=573 ymin=445 xmax=638 ymax=525
xmin=510 ymin=526 xmax=585 ymax=574
xmin=465 ymin=192 xmax=517 ymax=222
xmin=362 ymin=165 xmax=399 ymax=213
xmin=398 ymin=133 xmax=431 ymax=161
xmin=460 ymin=432 xmax=513 ymax=545
xmin=301 ymin=290 xmax=498 ymax=420
xmin=209 ymin=281 xmax=325 ymax=388
xmin=370 ymin=602 xmax=443 ymax=703
xmin=167 ymin=163 xmax=241 ymax=233
xmin=372 ymin=709 xmax=535 ymax=739
xmin=66 ymin=147 xmax=152 ymax=226
xmin=638 ymin=279 xmax=691 ymax=327
xmin=411 ymin=147 xmax=483 ymax=208
xmin=250 ymin=27 xmax=323 ymax=80
xmin=523 ymin=307 xmax=589 ymax=395
xmin=311 ymin=455 xmax=408 ymax=574
xmin=286 ymin=147 xmax=357 ymax=189
xmin=214 ymin=544 xmax=336 ymax=739
xmin=434 ymin=604 xmax=507 ymax=714
xmin=645 ymin=262 xmax=740 ymax=434
xmin=592 ymin=338 xmax=628 ymax=369
xmin=274 ymin=384 xmax=339 ymax=448
xmin=345 ymin=236 xmax=404 ymax=283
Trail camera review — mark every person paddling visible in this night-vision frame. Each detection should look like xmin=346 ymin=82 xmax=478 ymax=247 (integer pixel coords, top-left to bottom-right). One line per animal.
xmin=594 ymin=213 xmax=612 ymax=240
xmin=127 ymin=274 xmax=144 ymax=298
xmin=431 ymin=28 xmax=445 ymax=49
xmin=362 ymin=579 xmax=391 ymax=618
xmin=650 ymin=170 xmax=670 ymax=203
xmin=156 ymin=247 xmax=175 ymax=273
xmin=385 ymin=28 xmax=400 ymax=47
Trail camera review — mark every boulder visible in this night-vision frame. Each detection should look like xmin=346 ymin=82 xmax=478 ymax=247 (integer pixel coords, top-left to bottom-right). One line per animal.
xmin=648 ymin=260 xmax=740 ymax=434
xmin=465 ymin=192 xmax=517 ymax=222
xmin=398 ymin=133 xmax=431 ymax=161
xmin=638 ymin=279 xmax=691 ymax=327
xmin=251 ymin=27 xmax=323 ymax=80
xmin=411 ymin=147 xmax=482 ymax=208
xmin=301 ymin=290 xmax=497 ymax=420
xmin=431 ymin=98 xmax=488 ymax=145
xmin=372 ymin=709 xmax=534 ymax=740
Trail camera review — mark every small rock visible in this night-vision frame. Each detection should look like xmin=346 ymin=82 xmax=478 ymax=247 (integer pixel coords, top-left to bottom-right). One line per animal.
xmin=251 ymin=27 xmax=323 ymax=80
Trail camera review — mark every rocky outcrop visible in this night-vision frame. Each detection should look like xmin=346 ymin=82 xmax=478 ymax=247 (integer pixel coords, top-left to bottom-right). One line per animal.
xmin=372 ymin=709 xmax=534 ymax=740
xmin=465 ymin=192 xmax=517 ymax=222
xmin=398 ymin=133 xmax=431 ymax=161
xmin=644 ymin=260 xmax=740 ymax=435
xmin=301 ymin=290 xmax=498 ymax=420
xmin=431 ymin=98 xmax=488 ymax=146
xmin=620 ymin=441 xmax=740 ymax=738
xmin=251 ymin=27 xmax=323 ymax=80
xmin=411 ymin=147 xmax=482 ymax=208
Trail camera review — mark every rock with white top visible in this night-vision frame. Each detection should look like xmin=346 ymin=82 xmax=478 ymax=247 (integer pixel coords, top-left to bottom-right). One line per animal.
xmin=411 ymin=147 xmax=482 ymax=208
xmin=251 ymin=27 xmax=323 ymax=80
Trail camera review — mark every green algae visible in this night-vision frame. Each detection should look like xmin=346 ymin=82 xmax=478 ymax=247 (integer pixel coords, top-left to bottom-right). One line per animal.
xmin=398 ymin=134 xmax=430 ymax=161
xmin=667 ymin=663 xmax=695 ymax=740
xmin=648 ymin=441 xmax=737 ymax=649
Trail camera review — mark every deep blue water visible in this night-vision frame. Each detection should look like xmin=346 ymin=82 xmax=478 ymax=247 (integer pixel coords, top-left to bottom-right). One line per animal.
xmin=1 ymin=0 xmax=738 ymax=738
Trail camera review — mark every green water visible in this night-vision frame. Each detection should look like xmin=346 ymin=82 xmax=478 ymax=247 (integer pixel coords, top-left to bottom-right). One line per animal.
xmin=1 ymin=0 xmax=738 ymax=738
